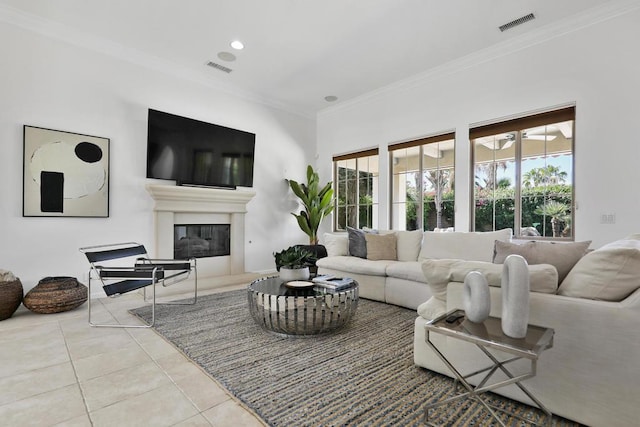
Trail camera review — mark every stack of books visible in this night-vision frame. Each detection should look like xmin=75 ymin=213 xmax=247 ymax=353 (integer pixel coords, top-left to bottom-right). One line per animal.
xmin=312 ymin=275 xmax=354 ymax=291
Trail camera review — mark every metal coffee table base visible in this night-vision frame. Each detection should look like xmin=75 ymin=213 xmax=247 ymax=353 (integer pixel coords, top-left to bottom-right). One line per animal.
xmin=248 ymin=276 xmax=358 ymax=336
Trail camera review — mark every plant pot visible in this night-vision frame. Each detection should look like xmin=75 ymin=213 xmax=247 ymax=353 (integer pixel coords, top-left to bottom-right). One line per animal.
xmin=294 ymin=244 xmax=328 ymax=260
xmin=279 ymin=267 xmax=310 ymax=282
xmin=23 ymin=276 xmax=88 ymax=314
xmin=0 ymin=278 xmax=23 ymax=321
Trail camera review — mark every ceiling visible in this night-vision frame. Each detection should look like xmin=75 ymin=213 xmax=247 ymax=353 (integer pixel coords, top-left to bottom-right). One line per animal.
xmin=0 ymin=0 xmax=617 ymax=116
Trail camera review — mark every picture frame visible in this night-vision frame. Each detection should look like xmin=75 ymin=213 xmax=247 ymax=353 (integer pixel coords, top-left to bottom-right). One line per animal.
xmin=23 ymin=125 xmax=110 ymax=217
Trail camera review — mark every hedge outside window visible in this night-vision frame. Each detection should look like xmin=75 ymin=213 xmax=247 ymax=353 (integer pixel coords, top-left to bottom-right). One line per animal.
xmin=471 ymin=106 xmax=575 ymax=239
xmin=333 ymin=149 xmax=379 ymax=231
xmin=389 ymin=133 xmax=455 ymax=231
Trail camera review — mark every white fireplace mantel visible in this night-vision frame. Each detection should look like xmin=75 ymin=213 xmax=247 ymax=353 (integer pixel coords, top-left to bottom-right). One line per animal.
xmin=145 ymin=184 xmax=256 ymax=278
xmin=145 ymin=184 xmax=256 ymax=214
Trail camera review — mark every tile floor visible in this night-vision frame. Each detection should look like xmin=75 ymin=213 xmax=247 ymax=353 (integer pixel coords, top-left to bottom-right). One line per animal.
xmin=0 ymin=284 xmax=265 ymax=427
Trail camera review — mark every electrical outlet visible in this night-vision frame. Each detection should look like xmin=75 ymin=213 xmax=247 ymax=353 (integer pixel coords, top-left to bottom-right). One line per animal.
xmin=600 ymin=213 xmax=616 ymax=224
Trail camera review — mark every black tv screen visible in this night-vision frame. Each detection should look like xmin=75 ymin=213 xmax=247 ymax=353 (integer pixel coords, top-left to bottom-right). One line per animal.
xmin=146 ymin=109 xmax=255 ymax=188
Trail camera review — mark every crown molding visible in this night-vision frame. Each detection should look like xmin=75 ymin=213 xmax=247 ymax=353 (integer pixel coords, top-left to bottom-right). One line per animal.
xmin=0 ymin=4 xmax=315 ymax=120
xmin=319 ymin=0 xmax=640 ymax=119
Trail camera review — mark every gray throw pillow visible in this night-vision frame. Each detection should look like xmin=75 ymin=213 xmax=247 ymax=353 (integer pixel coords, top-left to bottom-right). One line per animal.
xmin=347 ymin=227 xmax=367 ymax=258
xmin=493 ymin=240 xmax=591 ymax=283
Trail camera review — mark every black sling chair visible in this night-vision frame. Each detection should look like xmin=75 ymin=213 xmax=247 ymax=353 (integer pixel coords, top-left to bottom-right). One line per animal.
xmin=80 ymin=242 xmax=197 ymax=328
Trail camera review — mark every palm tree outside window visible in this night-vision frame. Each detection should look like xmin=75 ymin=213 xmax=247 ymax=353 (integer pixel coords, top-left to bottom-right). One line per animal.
xmin=471 ymin=106 xmax=575 ymax=239
xmin=389 ymin=133 xmax=455 ymax=231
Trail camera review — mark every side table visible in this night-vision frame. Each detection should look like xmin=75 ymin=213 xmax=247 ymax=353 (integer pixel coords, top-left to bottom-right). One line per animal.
xmin=424 ymin=309 xmax=554 ymax=426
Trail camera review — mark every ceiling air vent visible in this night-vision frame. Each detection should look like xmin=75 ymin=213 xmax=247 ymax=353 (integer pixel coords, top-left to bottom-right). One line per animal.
xmin=206 ymin=61 xmax=233 ymax=73
xmin=499 ymin=13 xmax=535 ymax=32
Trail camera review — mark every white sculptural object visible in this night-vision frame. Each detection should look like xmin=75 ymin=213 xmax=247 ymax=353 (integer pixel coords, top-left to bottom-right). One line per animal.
xmin=501 ymin=254 xmax=530 ymax=338
xmin=462 ymin=271 xmax=491 ymax=323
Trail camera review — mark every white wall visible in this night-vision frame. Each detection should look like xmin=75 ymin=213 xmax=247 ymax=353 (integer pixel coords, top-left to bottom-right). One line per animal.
xmin=317 ymin=7 xmax=640 ymax=248
xmin=0 ymin=22 xmax=316 ymax=291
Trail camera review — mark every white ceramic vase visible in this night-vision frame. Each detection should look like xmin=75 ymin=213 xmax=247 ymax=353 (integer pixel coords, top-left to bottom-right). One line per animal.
xmin=279 ymin=266 xmax=310 ymax=282
xmin=462 ymin=271 xmax=491 ymax=323
xmin=501 ymin=254 xmax=530 ymax=338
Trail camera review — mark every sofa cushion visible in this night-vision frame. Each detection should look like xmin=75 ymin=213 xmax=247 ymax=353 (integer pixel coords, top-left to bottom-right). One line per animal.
xmin=493 ymin=240 xmax=591 ymax=283
xmin=322 ymin=233 xmax=348 ymax=257
xmin=386 ymin=261 xmax=426 ymax=283
xmin=396 ymin=230 xmax=424 ymax=262
xmin=418 ymin=229 xmax=512 ymax=262
xmin=558 ymin=234 xmax=640 ymax=301
xmin=316 ymin=256 xmax=395 ymax=276
xmin=365 ymin=233 xmax=397 ymax=261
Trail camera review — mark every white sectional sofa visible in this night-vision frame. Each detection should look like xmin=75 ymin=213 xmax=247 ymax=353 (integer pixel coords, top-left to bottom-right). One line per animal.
xmin=317 ymin=228 xmax=512 ymax=309
xmin=318 ymin=229 xmax=640 ymax=427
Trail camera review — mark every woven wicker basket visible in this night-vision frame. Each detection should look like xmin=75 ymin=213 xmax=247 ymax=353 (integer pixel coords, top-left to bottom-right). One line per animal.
xmin=0 ymin=279 xmax=23 ymax=320
xmin=23 ymin=276 xmax=87 ymax=314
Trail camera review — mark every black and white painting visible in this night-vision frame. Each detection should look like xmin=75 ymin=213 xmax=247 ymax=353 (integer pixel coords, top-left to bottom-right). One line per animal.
xmin=23 ymin=125 xmax=109 ymax=217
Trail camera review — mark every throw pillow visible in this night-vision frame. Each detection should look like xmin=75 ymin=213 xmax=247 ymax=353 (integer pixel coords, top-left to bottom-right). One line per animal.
xmin=418 ymin=229 xmax=512 ymax=262
xmin=395 ymin=230 xmax=424 ymax=262
xmin=558 ymin=234 xmax=640 ymax=301
xmin=493 ymin=240 xmax=591 ymax=283
xmin=322 ymin=233 xmax=348 ymax=257
xmin=419 ymin=258 xmax=464 ymax=320
xmin=365 ymin=233 xmax=397 ymax=261
xmin=347 ymin=227 xmax=367 ymax=258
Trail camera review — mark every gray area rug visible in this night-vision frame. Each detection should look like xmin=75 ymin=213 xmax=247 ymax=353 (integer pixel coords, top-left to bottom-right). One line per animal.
xmin=130 ymin=290 xmax=579 ymax=426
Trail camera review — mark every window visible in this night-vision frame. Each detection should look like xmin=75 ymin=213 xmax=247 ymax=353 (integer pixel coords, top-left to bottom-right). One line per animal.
xmin=333 ymin=149 xmax=379 ymax=231
xmin=471 ymin=106 xmax=575 ymax=239
xmin=389 ymin=133 xmax=455 ymax=231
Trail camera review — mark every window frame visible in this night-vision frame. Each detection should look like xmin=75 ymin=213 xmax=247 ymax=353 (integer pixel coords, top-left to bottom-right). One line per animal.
xmin=332 ymin=148 xmax=379 ymax=231
xmin=470 ymin=106 xmax=576 ymax=240
xmin=388 ymin=132 xmax=455 ymax=231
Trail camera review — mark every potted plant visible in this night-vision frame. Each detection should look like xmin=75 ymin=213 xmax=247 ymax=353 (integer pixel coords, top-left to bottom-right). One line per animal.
xmin=287 ymin=165 xmax=334 ymax=246
xmin=273 ymin=246 xmax=316 ymax=281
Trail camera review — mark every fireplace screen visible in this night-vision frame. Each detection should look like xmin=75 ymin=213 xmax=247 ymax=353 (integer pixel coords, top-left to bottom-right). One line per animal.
xmin=174 ymin=224 xmax=230 ymax=259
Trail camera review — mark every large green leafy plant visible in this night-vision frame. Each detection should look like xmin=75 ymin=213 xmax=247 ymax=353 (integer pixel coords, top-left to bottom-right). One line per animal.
xmin=287 ymin=165 xmax=334 ymax=245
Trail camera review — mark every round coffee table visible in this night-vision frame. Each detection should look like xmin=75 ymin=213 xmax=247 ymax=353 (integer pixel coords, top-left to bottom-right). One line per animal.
xmin=247 ymin=276 xmax=358 ymax=336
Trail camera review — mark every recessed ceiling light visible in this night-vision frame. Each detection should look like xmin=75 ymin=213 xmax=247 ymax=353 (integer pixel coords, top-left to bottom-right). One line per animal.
xmin=230 ymin=40 xmax=244 ymax=50
xmin=324 ymin=95 xmax=338 ymax=102
xmin=217 ymin=51 xmax=236 ymax=62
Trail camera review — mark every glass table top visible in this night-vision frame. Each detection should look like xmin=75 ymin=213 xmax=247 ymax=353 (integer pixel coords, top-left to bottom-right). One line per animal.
xmin=426 ymin=309 xmax=554 ymax=359
xmin=248 ymin=275 xmax=357 ymax=297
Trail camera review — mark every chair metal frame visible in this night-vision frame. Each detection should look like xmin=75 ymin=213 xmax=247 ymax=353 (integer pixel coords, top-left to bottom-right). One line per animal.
xmin=79 ymin=242 xmax=197 ymax=328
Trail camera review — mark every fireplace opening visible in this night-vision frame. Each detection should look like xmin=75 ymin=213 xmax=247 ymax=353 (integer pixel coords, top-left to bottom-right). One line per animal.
xmin=174 ymin=224 xmax=230 ymax=259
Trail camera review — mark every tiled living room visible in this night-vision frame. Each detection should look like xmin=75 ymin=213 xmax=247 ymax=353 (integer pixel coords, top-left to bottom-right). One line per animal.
xmin=2 ymin=1 xmax=640 ymax=426
xmin=0 ymin=283 xmax=264 ymax=426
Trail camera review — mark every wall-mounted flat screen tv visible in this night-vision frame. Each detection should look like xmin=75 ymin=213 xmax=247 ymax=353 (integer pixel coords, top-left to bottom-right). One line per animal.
xmin=146 ymin=109 xmax=255 ymax=188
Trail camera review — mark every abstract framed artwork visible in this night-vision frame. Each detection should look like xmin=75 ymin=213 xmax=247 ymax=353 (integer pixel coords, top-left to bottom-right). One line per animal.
xmin=23 ymin=125 xmax=110 ymax=217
